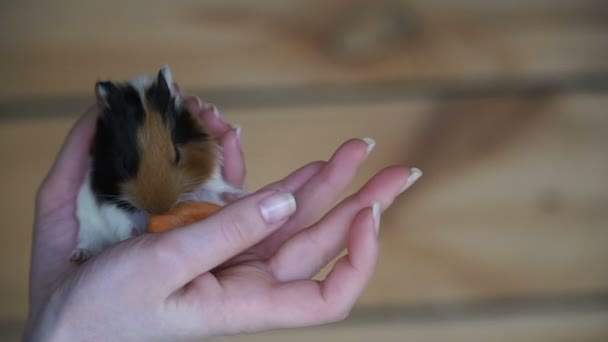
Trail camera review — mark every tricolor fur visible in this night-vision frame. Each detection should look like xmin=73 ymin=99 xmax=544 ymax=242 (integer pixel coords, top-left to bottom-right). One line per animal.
xmin=72 ymin=66 xmax=246 ymax=263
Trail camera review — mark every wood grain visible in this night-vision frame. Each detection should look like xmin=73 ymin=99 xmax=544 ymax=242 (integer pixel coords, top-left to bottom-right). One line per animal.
xmin=2 ymin=310 xmax=607 ymax=342
xmin=1 ymin=94 xmax=607 ymax=321
xmin=1 ymin=0 xmax=606 ymax=99
xmin=223 ymin=311 xmax=608 ymax=342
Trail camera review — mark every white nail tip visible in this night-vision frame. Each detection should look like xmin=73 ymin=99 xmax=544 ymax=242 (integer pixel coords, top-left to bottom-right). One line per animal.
xmin=234 ymin=124 xmax=242 ymax=139
xmin=400 ymin=168 xmax=423 ymax=194
xmin=211 ymin=104 xmax=220 ymax=117
xmin=372 ymin=202 xmax=381 ymax=235
xmin=362 ymin=137 xmax=376 ymax=155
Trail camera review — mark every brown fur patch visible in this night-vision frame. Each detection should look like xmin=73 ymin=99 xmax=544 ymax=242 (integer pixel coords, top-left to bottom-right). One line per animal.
xmin=179 ymin=141 xmax=217 ymax=188
xmin=122 ymin=101 xmax=217 ymax=214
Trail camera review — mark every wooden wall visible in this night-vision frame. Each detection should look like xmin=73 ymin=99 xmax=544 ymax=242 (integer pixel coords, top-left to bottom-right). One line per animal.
xmin=1 ymin=1 xmax=607 ymax=340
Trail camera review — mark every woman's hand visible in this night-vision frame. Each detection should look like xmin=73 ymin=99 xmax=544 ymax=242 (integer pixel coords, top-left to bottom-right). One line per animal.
xmin=25 ymin=98 xmax=419 ymax=341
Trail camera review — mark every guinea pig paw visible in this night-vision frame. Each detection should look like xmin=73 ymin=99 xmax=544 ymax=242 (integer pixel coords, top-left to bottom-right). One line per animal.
xmin=130 ymin=226 xmax=143 ymax=238
xmin=69 ymin=248 xmax=92 ymax=264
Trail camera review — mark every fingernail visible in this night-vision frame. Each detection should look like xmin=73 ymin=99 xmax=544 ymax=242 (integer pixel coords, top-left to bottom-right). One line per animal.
xmin=211 ymin=104 xmax=228 ymax=126
xmin=259 ymin=192 xmax=296 ymax=224
xmin=200 ymin=101 xmax=212 ymax=111
xmin=234 ymin=124 xmax=242 ymax=149
xmin=372 ymin=202 xmax=381 ymax=236
xmin=361 ymin=137 xmax=376 ymax=156
xmin=399 ymin=168 xmax=423 ymax=194
xmin=211 ymin=105 xmax=221 ymax=118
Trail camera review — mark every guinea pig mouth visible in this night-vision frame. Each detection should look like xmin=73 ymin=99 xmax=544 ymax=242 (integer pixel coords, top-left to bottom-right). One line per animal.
xmin=178 ymin=191 xmax=197 ymax=204
xmin=115 ymin=200 xmax=139 ymax=213
xmin=178 ymin=187 xmax=217 ymax=206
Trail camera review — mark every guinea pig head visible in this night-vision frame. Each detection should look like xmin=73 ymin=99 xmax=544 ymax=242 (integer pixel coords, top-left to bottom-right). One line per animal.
xmin=91 ymin=67 xmax=217 ymax=214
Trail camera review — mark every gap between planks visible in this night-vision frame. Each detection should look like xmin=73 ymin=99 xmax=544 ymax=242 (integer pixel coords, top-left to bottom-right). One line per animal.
xmin=1 ymin=72 xmax=607 ymax=122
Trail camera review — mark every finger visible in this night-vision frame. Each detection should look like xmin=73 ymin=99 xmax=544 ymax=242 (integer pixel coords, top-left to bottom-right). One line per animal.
xmin=269 ymin=166 xmax=411 ymax=281
xmin=182 ymin=96 xmax=202 ymax=115
xmin=199 ymin=104 xmax=232 ymax=137
xmin=182 ymin=95 xmax=232 ymax=136
xmin=176 ymin=162 xmax=325 ymax=295
xmin=149 ymin=190 xmax=297 ymax=289
xmin=239 ymin=207 xmax=379 ymax=329
xmin=181 ymin=97 xmax=245 ymax=186
xmin=219 ymin=127 xmax=245 ymax=187
xmin=313 ymin=206 xmax=379 ymax=322
xmin=253 ymin=138 xmax=373 ymax=256
xmin=37 ymin=107 xmax=99 ymax=214
xmin=142 ymin=161 xmax=322 ymax=291
xmin=261 ymin=161 xmax=326 ymax=194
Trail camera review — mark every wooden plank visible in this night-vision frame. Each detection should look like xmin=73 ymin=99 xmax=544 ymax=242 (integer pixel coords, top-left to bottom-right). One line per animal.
xmin=1 ymin=0 xmax=606 ymax=99
xmin=222 ymin=311 xmax=608 ymax=342
xmin=3 ymin=310 xmax=608 ymax=342
xmin=1 ymin=94 xmax=607 ymax=321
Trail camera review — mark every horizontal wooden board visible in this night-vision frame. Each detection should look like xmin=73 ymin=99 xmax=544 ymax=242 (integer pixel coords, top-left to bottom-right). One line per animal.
xmin=0 ymin=94 xmax=607 ymax=321
xmin=2 ymin=310 xmax=608 ymax=342
xmin=1 ymin=0 xmax=607 ymax=99
xmin=224 ymin=311 xmax=608 ymax=342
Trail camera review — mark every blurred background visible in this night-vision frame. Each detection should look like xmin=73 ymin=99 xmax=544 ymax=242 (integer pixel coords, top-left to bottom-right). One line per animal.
xmin=1 ymin=0 xmax=608 ymax=340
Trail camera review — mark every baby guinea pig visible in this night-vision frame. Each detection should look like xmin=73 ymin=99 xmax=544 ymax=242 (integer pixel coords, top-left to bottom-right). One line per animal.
xmin=71 ymin=66 xmax=247 ymax=263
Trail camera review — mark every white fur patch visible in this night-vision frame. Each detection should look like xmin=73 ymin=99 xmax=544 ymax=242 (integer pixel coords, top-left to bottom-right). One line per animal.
xmin=128 ymin=65 xmax=180 ymax=107
xmin=159 ymin=64 xmax=173 ymax=87
xmin=96 ymin=83 xmax=109 ymax=107
xmin=75 ymin=167 xmax=148 ymax=257
xmin=181 ymin=164 xmax=250 ymax=205
xmin=129 ymin=74 xmax=153 ymax=96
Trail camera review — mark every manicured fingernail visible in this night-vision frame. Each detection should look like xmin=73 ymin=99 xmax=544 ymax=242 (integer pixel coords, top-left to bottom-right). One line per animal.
xmin=234 ymin=124 xmax=242 ymax=149
xmin=211 ymin=104 xmax=228 ymax=126
xmin=200 ymin=101 xmax=212 ymax=111
xmin=400 ymin=168 xmax=423 ymax=194
xmin=211 ymin=105 xmax=221 ymax=117
xmin=260 ymin=192 xmax=296 ymax=224
xmin=361 ymin=137 xmax=376 ymax=156
xmin=372 ymin=202 xmax=381 ymax=236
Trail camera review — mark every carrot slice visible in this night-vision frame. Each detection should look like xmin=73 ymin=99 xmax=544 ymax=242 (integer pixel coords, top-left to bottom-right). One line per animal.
xmin=147 ymin=202 xmax=223 ymax=233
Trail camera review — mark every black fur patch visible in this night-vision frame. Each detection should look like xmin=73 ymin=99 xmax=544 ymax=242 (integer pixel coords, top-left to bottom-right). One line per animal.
xmin=115 ymin=200 xmax=138 ymax=213
xmin=145 ymin=71 xmax=172 ymax=121
xmin=90 ymin=83 xmax=144 ymax=205
xmin=173 ymin=105 xmax=208 ymax=145
xmin=144 ymin=70 xmax=208 ymax=146
xmin=90 ymin=77 xmax=211 ymax=209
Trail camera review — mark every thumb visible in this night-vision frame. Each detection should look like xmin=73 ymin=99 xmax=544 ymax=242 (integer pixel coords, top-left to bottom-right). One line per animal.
xmin=37 ymin=107 xmax=99 ymax=215
xmin=152 ymin=190 xmax=296 ymax=285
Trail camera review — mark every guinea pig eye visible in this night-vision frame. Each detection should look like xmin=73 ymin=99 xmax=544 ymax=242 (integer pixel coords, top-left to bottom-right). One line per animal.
xmin=174 ymin=146 xmax=182 ymax=164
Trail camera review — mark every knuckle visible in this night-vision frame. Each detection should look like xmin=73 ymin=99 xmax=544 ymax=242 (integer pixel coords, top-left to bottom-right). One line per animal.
xmin=303 ymin=229 xmax=323 ymax=249
xmin=317 ymin=294 xmax=354 ymax=323
xmin=318 ymin=164 xmax=340 ymax=185
xmin=343 ymin=192 xmax=369 ymax=213
xmin=349 ymin=192 xmax=368 ymax=208
xmin=147 ymin=234 xmax=184 ymax=267
xmin=317 ymin=302 xmax=351 ymax=323
xmin=330 ymin=304 xmax=352 ymax=322
xmin=219 ymin=211 xmax=252 ymax=246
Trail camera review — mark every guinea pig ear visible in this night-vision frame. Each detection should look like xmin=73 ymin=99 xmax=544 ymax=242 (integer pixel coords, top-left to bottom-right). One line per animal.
xmin=155 ymin=65 xmax=174 ymax=108
xmin=95 ymin=81 xmax=118 ymax=109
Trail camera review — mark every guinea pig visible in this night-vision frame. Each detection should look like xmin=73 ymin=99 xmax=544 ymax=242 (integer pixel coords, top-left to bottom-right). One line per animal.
xmin=71 ymin=66 xmax=247 ymax=264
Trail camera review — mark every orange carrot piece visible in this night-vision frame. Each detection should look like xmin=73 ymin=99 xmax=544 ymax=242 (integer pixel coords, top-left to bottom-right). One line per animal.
xmin=147 ymin=202 xmax=222 ymax=233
